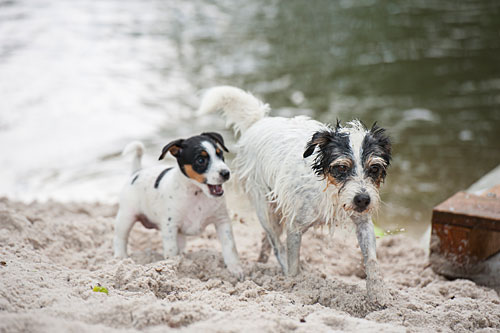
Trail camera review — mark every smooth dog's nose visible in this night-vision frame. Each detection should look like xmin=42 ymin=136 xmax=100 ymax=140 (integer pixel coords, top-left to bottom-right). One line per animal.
xmin=219 ymin=169 xmax=230 ymax=181
xmin=353 ymin=193 xmax=371 ymax=212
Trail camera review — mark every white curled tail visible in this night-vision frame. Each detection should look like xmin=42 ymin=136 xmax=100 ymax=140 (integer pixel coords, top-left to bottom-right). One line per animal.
xmin=197 ymin=86 xmax=270 ymax=135
xmin=122 ymin=141 xmax=144 ymax=174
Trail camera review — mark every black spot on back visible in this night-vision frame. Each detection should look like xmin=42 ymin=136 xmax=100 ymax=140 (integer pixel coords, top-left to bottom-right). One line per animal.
xmin=154 ymin=167 xmax=173 ymax=189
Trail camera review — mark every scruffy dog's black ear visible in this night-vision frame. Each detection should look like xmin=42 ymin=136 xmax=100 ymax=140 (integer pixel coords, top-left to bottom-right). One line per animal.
xmin=202 ymin=132 xmax=229 ymax=152
xmin=368 ymin=123 xmax=392 ymax=166
xmin=159 ymin=139 xmax=184 ymax=160
xmin=303 ymin=131 xmax=332 ymax=158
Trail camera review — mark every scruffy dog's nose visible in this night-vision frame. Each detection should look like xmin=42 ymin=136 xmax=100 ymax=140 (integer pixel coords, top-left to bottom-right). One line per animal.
xmin=353 ymin=193 xmax=371 ymax=212
xmin=220 ymin=169 xmax=230 ymax=181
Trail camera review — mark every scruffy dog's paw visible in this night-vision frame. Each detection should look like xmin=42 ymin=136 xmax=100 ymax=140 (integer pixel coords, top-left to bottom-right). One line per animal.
xmin=367 ymin=278 xmax=392 ymax=307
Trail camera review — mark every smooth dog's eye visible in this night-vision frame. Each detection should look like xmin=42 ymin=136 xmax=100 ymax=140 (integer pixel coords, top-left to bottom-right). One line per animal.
xmin=196 ymin=156 xmax=207 ymax=165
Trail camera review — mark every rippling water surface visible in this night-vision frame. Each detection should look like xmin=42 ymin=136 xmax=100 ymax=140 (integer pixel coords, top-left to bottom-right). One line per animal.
xmin=1 ymin=0 xmax=499 ymax=237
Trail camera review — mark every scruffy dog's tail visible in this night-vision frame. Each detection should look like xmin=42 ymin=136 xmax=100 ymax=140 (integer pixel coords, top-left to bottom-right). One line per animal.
xmin=197 ymin=86 xmax=270 ymax=135
xmin=122 ymin=141 xmax=144 ymax=174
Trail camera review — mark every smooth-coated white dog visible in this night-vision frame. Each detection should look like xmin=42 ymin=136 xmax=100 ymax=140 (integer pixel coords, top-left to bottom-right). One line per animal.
xmin=113 ymin=132 xmax=244 ymax=279
xmin=198 ymin=86 xmax=392 ymax=304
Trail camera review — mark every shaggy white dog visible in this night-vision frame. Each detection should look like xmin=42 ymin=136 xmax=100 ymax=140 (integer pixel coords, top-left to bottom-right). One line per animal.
xmin=199 ymin=86 xmax=392 ymax=304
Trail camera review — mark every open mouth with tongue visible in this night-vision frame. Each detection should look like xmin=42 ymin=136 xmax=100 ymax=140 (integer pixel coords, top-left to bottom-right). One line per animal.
xmin=207 ymin=184 xmax=224 ymax=197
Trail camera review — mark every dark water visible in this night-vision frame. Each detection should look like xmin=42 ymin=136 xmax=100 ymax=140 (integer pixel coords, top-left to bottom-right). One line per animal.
xmin=1 ymin=0 xmax=499 ymax=236
xmin=179 ymin=0 xmax=500 ymax=236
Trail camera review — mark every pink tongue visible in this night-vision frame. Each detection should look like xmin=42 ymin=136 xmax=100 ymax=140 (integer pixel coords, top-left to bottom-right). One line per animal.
xmin=208 ymin=185 xmax=223 ymax=196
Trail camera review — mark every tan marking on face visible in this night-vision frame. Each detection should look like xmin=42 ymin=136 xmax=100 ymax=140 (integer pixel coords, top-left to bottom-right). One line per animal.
xmin=201 ymin=151 xmax=208 ymax=157
xmin=183 ymin=164 xmax=206 ymax=183
xmin=216 ymin=148 xmax=221 ymax=155
xmin=366 ymin=155 xmax=387 ymax=168
xmin=330 ymin=157 xmax=353 ymax=169
xmin=324 ymin=157 xmax=352 ymax=191
xmin=366 ymin=155 xmax=386 ymax=188
xmin=323 ymin=174 xmax=340 ymax=192
xmin=371 ymin=169 xmax=384 ymax=188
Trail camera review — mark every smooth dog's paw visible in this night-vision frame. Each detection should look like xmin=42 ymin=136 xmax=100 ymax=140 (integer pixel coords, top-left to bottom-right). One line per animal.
xmin=162 ymin=249 xmax=180 ymax=260
xmin=227 ymin=264 xmax=245 ymax=281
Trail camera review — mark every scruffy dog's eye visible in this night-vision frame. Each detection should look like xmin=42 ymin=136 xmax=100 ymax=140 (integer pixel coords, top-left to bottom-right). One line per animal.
xmin=332 ymin=165 xmax=348 ymax=174
xmin=369 ymin=165 xmax=380 ymax=175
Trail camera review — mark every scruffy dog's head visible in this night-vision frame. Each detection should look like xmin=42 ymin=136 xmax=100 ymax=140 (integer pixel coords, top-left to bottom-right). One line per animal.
xmin=303 ymin=120 xmax=391 ymax=215
xmin=159 ymin=132 xmax=231 ymax=197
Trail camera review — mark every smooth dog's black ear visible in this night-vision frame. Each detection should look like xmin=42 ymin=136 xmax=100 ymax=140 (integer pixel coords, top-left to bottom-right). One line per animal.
xmin=159 ymin=139 xmax=184 ymax=160
xmin=201 ymin=132 xmax=229 ymax=152
xmin=303 ymin=131 xmax=332 ymax=158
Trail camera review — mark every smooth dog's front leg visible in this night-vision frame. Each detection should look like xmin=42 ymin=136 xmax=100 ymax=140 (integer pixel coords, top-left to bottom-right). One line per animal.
xmin=161 ymin=220 xmax=179 ymax=258
xmin=114 ymin=210 xmax=136 ymax=258
xmin=352 ymin=214 xmax=391 ymax=306
xmin=177 ymin=233 xmax=186 ymax=253
xmin=214 ymin=216 xmax=244 ymax=280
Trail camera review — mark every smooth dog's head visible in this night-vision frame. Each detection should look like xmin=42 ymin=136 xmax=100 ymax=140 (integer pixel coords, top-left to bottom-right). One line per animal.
xmin=303 ymin=120 xmax=391 ymax=215
xmin=159 ymin=132 xmax=231 ymax=197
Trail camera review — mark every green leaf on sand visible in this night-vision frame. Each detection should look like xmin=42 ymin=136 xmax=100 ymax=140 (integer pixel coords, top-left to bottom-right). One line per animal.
xmin=92 ymin=286 xmax=109 ymax=295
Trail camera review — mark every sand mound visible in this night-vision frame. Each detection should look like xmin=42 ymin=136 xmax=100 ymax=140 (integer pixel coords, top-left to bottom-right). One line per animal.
xmin=0 ymin=197 xmax=499 ymax=332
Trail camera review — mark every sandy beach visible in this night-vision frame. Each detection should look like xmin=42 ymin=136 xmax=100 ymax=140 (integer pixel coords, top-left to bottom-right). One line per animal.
xmin=1 ymin=1 xmax=500 ymax=332
xmin=1 ymin=197 xmax=499 ymax=332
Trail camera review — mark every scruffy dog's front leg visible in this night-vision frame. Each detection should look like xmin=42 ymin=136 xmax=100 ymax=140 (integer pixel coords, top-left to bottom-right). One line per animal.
xmin=352 ymin=215 xmax=391 ymax=306
xmin=286 ymin=228 xmax=302 ymax=276
xmin=254 ymin=197 xmax=287 ymax=273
